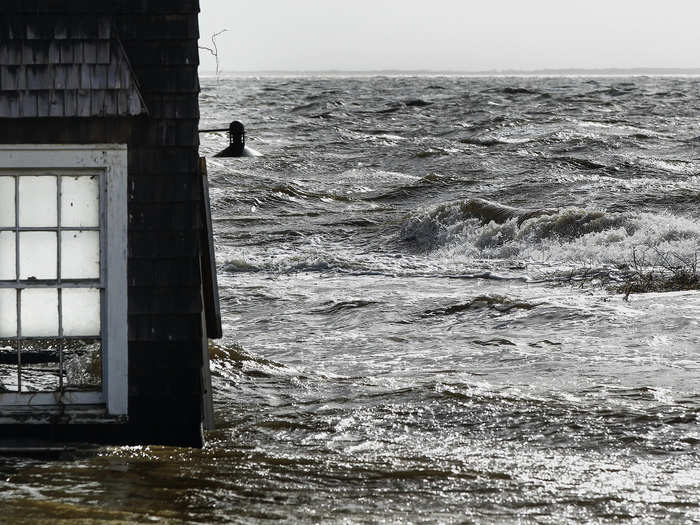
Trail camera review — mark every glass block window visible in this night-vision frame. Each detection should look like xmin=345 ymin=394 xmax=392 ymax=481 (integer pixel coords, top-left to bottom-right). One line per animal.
xmin=0 ymin=146 xmax=127 ymax=415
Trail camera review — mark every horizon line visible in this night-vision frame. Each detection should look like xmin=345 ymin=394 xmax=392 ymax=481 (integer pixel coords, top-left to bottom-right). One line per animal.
xmin=199 ymin=67 xmax=700 ymax=76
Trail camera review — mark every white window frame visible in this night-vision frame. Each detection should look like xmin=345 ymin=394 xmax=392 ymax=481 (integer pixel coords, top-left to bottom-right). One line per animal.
xmin=0 ymin=144 xmax=127 ymax=415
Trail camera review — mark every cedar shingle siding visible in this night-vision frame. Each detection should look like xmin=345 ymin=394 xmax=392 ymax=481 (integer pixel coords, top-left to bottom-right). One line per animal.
xmin=0 ymin=1 xmax=216 ymax=447
xmin=0 ymin=16 xmax=146 ymax=118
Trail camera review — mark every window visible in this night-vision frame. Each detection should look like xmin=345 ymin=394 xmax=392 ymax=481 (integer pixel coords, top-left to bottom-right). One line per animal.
xmin=0 ymin=145 xmax=127 ymax=415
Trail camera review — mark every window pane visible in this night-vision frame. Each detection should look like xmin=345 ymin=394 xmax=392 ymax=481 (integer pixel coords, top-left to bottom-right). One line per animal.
xmin=0 ymin=342 xmax=19 ymax=393
xmin=64 ymin=340 xmax=102 ymax=390
xmin=61 ymin=231 xmax=100 ymax=279
xmin=19 ymin=176 xmax=57 ymax=227
xmin=61 ymin=175 xmax=99 ymax=227
xmin=0 ymin=177 xmax=14 ymax=227
xmin=0 ymin=232 xmax=15 ymax=280
xmin=21 ymin=289 xmax=58 ymax=336
xmin=62 ymin=288 xmax=101 ymax=336
xmin=20 ymin=231 xmax=57 ymax=280
xmin=0 ymin=289 xmax=17 ymax=337
xmin=20 ymin=340 xmax=60 ymax=393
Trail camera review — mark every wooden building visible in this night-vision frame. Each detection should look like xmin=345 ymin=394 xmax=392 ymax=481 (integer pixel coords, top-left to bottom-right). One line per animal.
xmin=0 ymin=0 xmax=221 ymax=447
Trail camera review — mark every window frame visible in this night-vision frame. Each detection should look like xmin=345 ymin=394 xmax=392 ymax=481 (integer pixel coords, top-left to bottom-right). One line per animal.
xmin=0 ymin=144 xmax=127 ymax=416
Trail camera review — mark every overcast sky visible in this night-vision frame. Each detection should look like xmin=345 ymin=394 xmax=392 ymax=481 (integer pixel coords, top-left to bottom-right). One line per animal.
xmin=198 ymin=1 xmax=700 ymax=72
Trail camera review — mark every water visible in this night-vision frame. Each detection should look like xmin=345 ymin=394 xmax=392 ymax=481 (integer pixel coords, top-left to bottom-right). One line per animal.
xmin=2 ymin=75 xmax=699 ymax=523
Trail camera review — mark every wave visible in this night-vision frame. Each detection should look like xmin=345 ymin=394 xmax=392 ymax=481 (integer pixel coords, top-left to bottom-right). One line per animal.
xmin=221 ymin=247 xmax=532 ymax=281
xmin=291 ymin=100 xmax=344 ymax=112
xmin=550 ymin=156 xmax=609 ymax=171
xmin=459 ymin=136 xmax=506 ymax=147
xmin=290 ymin=100 xmax=347 ymax=119
xmin=422 ymin=295 xmax=540 ymax=317
xmin=400 ymin=199 xmax=557 ymax=249
xmin=399 ymin=198 xmax=700 ymax=273
xmin=501 ymin=87 xmax=541 ymax=95
xmin=370 ymin=98 xmax=432 ymax=114
xmin=217 ymin=181 xmax=355 ymax=209
xmin=311 ymin=300 xmax=379 ymax=315
xmin=220 ymin=192 xmax=698 ymax=284
xmin=414 ymin=147 xmax=457 ymax=158
xmin=222 ymin=253 xmax=355 ymax=274
xmin=403 ymin=98 xmax=432 ymax=107
xmin=209 ymin=341 xmax=289 ymax=381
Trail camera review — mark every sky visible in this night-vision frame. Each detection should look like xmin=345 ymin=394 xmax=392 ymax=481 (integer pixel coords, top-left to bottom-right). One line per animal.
xmin=198 ymin=1 xmax=700 ymax=72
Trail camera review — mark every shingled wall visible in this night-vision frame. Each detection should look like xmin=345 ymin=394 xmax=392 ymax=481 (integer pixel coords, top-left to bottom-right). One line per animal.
xmin=0 ymin=0 xmax=210 ymax=446
xmin=119 ymin=1 xmax=205 ymax=447
xmin=0 ymin=14 xmax=147 ymax=118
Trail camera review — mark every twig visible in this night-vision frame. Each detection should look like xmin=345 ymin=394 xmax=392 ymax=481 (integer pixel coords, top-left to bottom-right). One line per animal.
xmin=198 ymin=29 xmax=229 ymax=84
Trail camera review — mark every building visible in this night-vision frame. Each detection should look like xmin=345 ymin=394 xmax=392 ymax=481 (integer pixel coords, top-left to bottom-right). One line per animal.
xmin=0 ymin=0 xmax=220 ymax=447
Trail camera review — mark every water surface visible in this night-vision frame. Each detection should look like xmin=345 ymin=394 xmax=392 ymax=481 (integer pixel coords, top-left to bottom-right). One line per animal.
xmin=2 ymin=75 xmax=699 ymax=523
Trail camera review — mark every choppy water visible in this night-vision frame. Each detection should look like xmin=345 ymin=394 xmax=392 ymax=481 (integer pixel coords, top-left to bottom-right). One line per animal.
xmin=2 ymin=75 xmax=699 ymax=523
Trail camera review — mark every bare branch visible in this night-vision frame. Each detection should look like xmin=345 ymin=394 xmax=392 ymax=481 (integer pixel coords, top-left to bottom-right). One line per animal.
xmin=200 ymin=29 xmax=229 ymax=83
xmin=198 ymin=45 xmax=216 ymax=56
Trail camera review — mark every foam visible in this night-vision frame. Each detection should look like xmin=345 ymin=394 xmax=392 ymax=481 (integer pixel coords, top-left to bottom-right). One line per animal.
xmin=401 ymin=200 xmax=700 ymax=273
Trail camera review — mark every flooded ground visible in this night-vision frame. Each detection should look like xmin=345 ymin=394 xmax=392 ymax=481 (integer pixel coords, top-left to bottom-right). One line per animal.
xmin=1 ymin=75 xmax=698 ymax=523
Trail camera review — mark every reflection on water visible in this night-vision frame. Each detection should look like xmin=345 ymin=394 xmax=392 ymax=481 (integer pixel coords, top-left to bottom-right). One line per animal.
xmin=0 ymin=340 xmax=101 ymax=393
